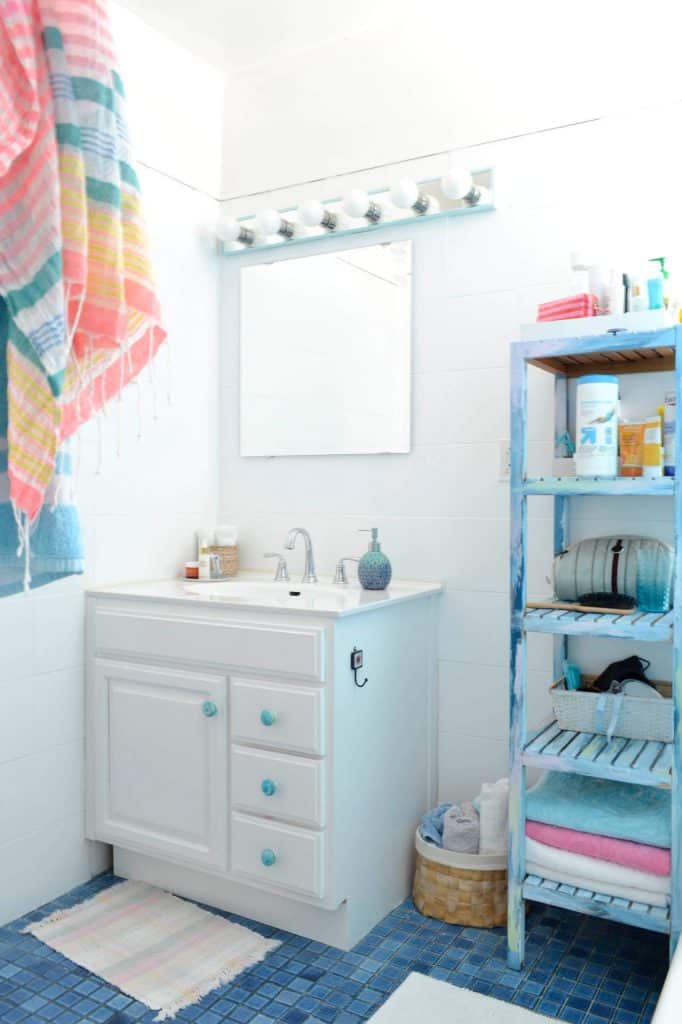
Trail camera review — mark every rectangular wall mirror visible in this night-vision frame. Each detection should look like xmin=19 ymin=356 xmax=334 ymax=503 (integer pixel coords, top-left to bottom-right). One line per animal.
xmin=240 ymin=240 xmax=412 ymax=456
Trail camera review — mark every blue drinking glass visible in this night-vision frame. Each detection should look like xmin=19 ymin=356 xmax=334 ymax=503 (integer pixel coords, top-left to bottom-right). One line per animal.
xmin=636 ymin=543 xmax=672 ymax=613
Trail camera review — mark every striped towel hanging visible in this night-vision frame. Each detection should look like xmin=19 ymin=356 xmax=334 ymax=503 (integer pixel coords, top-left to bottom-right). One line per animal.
xmin=0 ymin=0 xmax=165 ymax=589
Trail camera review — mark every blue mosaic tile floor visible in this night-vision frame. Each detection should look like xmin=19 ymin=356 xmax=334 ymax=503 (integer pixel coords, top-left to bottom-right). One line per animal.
xmin=0 ymin=873 xmax=667 ymax=1024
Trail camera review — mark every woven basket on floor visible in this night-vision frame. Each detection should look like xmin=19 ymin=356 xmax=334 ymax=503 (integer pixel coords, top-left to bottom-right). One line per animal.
xmin=413 ymin=829 xmax=507 ymax=928
xmin=208 ymin=545 xmax=239 ymax=577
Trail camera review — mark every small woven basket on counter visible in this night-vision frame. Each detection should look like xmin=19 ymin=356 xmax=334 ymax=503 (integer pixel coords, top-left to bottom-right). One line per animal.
xmin=208 ymin=545 xmax=239 ymax=577
xmin=412 ymin=829 xmax=507 ymax=928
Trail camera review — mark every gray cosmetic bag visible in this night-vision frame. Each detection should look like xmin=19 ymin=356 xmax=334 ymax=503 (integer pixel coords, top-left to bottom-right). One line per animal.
xmin=553 ymin=536 xmax=674 ymax=604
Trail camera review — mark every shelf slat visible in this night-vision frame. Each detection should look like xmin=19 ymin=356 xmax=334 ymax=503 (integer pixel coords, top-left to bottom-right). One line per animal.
xmin=528 ymin=346 xmax=675 ymax=378
xmin=523 ymin=874 xmax=670 ymax=933
xmin=516 ymin=327 xmax=678 ymax=378
xmin=523 ymin=606 xmax=674 ymax=642
xmin=523 ymin=477 xmax=674 ymax=497
xmin=523 ymin=721 xmax=672 ymax=787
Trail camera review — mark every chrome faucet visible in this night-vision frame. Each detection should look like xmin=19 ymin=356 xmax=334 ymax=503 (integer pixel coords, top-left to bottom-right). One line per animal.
xmin=333 ymin=557 xmax=360 ymax=585
xmin=284 ymin=527 xmax=318 ymax=583
xmin=264 ymin=552 xmax=290 ymax=581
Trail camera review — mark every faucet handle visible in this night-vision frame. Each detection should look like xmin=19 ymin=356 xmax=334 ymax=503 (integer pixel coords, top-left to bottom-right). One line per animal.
xmin=333 ymin=557 xmax=360 ymax=585
xmin=264 ymin=552 xmax=290 ymax=582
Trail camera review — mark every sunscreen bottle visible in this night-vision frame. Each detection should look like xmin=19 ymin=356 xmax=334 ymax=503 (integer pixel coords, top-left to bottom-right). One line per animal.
xmin=642 ymin=417 xmax=663 ymax=477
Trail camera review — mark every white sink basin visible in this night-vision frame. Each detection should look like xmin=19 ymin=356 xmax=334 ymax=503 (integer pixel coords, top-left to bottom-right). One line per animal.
xmin=182 ymin=579 xmax=353 ymax=612
xmin=89 ymin=573 xmax=442 ymax=617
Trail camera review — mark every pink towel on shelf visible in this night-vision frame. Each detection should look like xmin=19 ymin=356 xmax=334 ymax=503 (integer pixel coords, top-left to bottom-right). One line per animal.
xmin=526 ymin=821 xmax=671 ymax=877
xmin=537 ymin=293 xmax=598 ymax=321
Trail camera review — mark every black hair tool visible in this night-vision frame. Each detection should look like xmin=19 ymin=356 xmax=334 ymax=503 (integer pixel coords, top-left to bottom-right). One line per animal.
xmin=589 ymin=655 xmax=652 ymax=694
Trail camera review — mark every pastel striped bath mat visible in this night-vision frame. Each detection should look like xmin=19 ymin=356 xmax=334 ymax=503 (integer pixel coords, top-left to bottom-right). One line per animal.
xmin=24 ymin=881 xmax=280 ymax=1021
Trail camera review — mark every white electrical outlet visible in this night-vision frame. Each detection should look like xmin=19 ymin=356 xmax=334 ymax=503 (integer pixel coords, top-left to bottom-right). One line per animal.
xmin=498 ymin=440 xmax=511 ymax=481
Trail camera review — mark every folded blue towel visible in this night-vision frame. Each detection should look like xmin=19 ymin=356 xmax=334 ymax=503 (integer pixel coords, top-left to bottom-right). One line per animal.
xmin=420 ymin=803 xmax=452 ymax=846
xmin=526 ymin=772 xmax=670 ymax=849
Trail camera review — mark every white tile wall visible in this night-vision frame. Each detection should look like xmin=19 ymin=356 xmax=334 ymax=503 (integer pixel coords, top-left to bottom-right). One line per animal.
xmin=110 ymin=3 xmax=224 ymax=196
xmin=220 ymin=108 xmax=682 ymax=803
xmin=0 ymin=11 xmax=221 ymax=924
xmin=220 ymin=10 xmax=682 ymax=198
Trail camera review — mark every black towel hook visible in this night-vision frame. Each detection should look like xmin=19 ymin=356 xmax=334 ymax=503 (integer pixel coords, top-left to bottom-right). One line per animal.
xmin=351 ymin=647 xmax=368 ymax=688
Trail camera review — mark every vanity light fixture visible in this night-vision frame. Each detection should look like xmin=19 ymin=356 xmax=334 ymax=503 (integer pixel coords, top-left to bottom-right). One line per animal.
xmin=389 ymin=177 xmax=439 ymax=216
xmin=298 ymin=199 xmax=339 ymax=231
xmin=217 ymin=167 xmax=494 ymax=256
xmin=217 ymin=216 xmax=255 ymax=247
xmin=255 ymin=207 xmax=296 ymax=239
xmin=440 ymin=166 xmax=483 ymax=205
xmin=343 ymin=188 xmax=382 ymax=223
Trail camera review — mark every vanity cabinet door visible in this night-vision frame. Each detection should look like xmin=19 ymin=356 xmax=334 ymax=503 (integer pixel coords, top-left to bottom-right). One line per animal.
xmin=90 ymin=659 xmax=228 ymax=871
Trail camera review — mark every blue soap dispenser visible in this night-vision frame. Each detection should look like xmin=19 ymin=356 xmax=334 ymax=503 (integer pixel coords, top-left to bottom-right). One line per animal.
xmin=358 ymin=528 xmax=392 ymax=590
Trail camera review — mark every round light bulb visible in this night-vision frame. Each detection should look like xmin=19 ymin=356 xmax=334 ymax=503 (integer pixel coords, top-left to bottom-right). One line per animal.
xmin=470 ymin=184 xmax=490 ymax=206
xmin=390 ymin=178 xmax=419 ymax=210
xmin=216 ymin=217 xmax=242 ymax=244
xmin=343 ymin=189 xmax=371 ymax=218
xmin=441 ymin=167 xmax=474 ymax=200
xmin=298 ymin=199 xmax=325 ymax=227
xmin=255 ymin=207 xmax=283 ymax=236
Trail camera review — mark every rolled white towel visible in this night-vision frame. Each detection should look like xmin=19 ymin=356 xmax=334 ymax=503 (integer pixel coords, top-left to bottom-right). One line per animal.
xmin=215 ymin=523 xmax=238 ymax=546
xmin=478 ymin=778 xmax=509 ymax=854
xmin=442 ymin=802 xmax=480 ymax=854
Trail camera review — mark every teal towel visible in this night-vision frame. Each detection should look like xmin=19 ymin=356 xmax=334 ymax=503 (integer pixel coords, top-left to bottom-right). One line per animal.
xmin=0 ymin=298 xmax=83 ymax=596
xmin=526 ymin=772 xmax=671 ymax=849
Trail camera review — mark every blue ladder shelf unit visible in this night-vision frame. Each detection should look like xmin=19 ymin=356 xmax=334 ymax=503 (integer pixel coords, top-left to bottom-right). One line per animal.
xmin=508 ymin=325 xmax=682 ymax=969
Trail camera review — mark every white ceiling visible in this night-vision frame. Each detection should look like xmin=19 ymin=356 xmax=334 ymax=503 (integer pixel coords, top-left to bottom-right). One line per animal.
xmin=115 ymin=0 xmax=395 ymax=71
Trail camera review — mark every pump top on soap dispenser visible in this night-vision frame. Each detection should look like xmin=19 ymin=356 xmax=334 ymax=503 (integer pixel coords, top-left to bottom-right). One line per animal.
xmin=358 ymin=528 xmax=392 ymax=591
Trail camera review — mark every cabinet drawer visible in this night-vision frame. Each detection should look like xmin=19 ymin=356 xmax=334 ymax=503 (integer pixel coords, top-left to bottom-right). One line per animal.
xmin=94 ymin=609 xmax=326 ymax=681
xmin=232 ymin=746 xmax=325 ymax=828
xmin=231 ymin=812 xmax=325 ymax=897
xmin=231 ymin=677 xmax=325 ymax=755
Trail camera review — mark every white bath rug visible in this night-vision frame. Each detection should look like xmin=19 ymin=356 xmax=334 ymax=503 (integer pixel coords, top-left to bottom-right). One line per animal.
xmin=24 ymin=880 xmax=280 ymax=1021
xmin=369 ymin=972 xmax=556 ymax=1023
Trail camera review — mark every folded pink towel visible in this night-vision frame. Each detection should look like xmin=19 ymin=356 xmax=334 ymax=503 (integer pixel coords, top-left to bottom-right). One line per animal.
xmin=526 ymin=821 xmax=670 ymax=877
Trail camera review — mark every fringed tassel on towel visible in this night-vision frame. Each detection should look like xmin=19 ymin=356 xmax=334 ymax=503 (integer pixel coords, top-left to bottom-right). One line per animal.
xmin=12 ymin=506 xmax=33 ymax=592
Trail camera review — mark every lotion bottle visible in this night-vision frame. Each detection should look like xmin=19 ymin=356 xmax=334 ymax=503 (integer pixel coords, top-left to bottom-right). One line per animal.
xmin=358 ymin=528 xmax=392 ymax=591
xmin=630 ymin=267 xmax=649 ymax=311
xmin=198 ymin=545 xmax=211 ymax=580
xmin=606 ymin=269 xmax=625 ymax=315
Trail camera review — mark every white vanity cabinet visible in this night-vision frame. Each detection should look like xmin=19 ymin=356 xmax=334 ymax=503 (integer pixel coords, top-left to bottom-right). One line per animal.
xmin=85 ymin=576 xmax=440 ymax=949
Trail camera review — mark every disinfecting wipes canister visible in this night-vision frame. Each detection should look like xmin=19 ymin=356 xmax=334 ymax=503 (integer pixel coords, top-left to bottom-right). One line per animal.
xmin=575 ymin=375 xmax=619 ymax=478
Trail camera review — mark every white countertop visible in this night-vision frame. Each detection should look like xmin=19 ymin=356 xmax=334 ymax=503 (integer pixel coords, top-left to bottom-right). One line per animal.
xmin=87 ymin=571 xmax=443 ymax=617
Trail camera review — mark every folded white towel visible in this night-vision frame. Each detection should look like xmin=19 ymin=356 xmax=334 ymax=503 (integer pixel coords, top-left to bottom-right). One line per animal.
xmin=478 ymin=778 xmax=509 ymax=854
xmin=526 ymin=861 xmax=669 ymax=908
xmin=443 ymin=802 xmax=479 ymax=854
xmin=526 ymin=836 xmax=670 ymax=894
xmin=526 ymin=836 xmax=670 ymax=908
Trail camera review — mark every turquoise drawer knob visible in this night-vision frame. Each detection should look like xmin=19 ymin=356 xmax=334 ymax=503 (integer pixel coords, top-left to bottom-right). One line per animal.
xmin=261 ymin=848 xmax=277 ymax=867
xmin=202 ymin=701 xmax=218 ymax=718
xmin=260 ymin=708 xmax=277 ymax=727
xmin=261 ymin=778 xmax=277 ymax=797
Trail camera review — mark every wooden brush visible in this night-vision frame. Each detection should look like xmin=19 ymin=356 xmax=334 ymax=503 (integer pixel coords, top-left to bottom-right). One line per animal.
xmin=527 ymin=593 xmax=636 ymax=615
